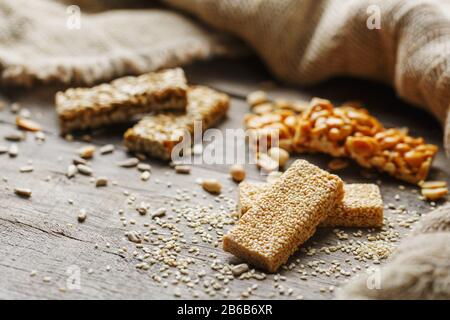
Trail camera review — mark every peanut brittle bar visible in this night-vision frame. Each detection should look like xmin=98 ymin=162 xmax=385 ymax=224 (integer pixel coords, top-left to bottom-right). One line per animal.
xmin=244 ymin=99 xmax=438 ymax=184
xmin=238 ymin=182 xmax=383 ymax=227
xmin=295 ymin=98 xmax=384 ymax=156
xmin=245 ymin=109 xmax=298 ymax=152
xmin=124 ymin=86 xmax=229 ymax=160
xmin=56 ymin=68 xmax=188 ymax=134
xmin=345 ymin=128 xmax=437 ymax=184
xmin=223 ymin=160 xmax=344 ymax=273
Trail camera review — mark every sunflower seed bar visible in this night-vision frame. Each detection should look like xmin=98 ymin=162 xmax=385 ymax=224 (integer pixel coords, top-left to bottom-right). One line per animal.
xmin=238 ymin=182 xmax=383 ymax=227
xmin=223 ymin=160 xmax=344 ymax=273
xmin=56 ymin=68 xmax=188 ymax=134
xmin=124 ymin=86 xmax=229 ymax=160
xmin=245 ymin=98 xmax=438 ymax=184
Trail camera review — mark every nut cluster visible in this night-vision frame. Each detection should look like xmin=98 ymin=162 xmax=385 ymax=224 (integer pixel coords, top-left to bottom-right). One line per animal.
xmin=245 ymin=97 xmax=438 ymax=184
xmin=347 ymin=128 xmax=437 ymax=184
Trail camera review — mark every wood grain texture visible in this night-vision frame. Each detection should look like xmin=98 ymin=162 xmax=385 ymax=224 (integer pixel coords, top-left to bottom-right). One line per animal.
xmin=0 ymin=58 xmax=449 ymax=300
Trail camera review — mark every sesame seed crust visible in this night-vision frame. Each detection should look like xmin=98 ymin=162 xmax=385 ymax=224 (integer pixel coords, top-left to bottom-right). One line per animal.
xmin=223 ymin=160 xmax=344 ymax=273
xmin=238 ymin=182 xmax=384 ymax=228
xmin=56 ymin=68 xmax=188 ymax=134
xmin=124 ymin=86 xmax=229 ymax=160
xmin=321 ymin=184 xmax=383 ymax=227
xmin=237 ymin=181 xmax=267 ymax=217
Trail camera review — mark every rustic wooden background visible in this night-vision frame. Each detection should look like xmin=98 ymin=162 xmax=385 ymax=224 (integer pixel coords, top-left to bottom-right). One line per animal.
xmin=0 ymin=58 xmax=448 ymax=299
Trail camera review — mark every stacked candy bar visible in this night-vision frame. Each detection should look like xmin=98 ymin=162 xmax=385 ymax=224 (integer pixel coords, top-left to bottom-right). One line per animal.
xmin=223 ymin=160 xmax=344 ymax=273
xmin=55 ymin=68 xmax=230 ymax=161
xmin=56 ymin=68 xmax=188 ymax=134
xmin=224 ymin=160 xmax=386 ymax=273
xmin=124 ymin=86 xmax=229 ymax=160
xmin=238 ymin=182 xmax=384 ymax=227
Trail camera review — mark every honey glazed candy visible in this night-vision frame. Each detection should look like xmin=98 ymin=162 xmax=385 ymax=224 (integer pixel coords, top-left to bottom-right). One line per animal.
xmin=245 ymin=98 xmax=438 ymax=184
xmin=124 ymin=86 xmax=229 ymax=160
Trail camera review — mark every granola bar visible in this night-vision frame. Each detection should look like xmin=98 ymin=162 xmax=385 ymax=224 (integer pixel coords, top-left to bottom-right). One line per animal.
xmin=245 ymin=99 xmax=438 ymax=184
xmin=223 ymin=160 xmax=344 ymax=272
xmin=238 ymin=182 xmax=383 ymax=227
xmin=124 ymin=86 xmax=229 ymax=160
xmin=56 ymin=68 xmax=188 ymax=134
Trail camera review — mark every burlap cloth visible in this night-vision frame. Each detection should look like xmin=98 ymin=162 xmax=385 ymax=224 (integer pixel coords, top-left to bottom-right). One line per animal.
xmin=1 ymin=0 xmax=450 ymax=299
xmin=336 ymin=204 xmax=450 ymax=300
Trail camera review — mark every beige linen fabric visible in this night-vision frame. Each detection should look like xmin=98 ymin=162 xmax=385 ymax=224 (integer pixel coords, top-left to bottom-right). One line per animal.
xmin=164 ymin=0 xmax=450 ymax=155
xmin=0 ymin=0 xmax=243 ymax=86
xmin=337 ymin=204 xmax=450 ymax=300
xmin=1 ymin=0 xmax=450 ymax=153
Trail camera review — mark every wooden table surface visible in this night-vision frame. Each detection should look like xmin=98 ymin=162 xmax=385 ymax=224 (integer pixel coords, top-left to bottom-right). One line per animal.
xmin=0 ymin=58 xmax=449 ymax=300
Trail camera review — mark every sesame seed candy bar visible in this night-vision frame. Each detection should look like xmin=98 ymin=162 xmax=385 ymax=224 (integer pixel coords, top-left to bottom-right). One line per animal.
xmin=237 ymin=181 xmax=267 ymax=217
xmin=223 ymin=160 xmax=344 ymax=272
xmin=245 ymin=98 xmax=438 ymax=184
xmin=124 ymin=86 xmax=229 ymax=160
xmin=238 ymin=182 xmax=383 ymax=228
xmin=321 ymin=184 xmax=384 ymax=227
xmin=56 ymin=68 xmax=188 ymax=134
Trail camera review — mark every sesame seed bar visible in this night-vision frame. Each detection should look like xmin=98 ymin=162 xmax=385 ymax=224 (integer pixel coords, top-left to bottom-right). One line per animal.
xmin=56 ymin=68 xmax=188 ymax=134
xmin=245 ymin=98 xmax=438 ymax=184
xmin=321 ymin=184 xmax=384 ymax=227
xmin=223 ymin=160 xmax=344 ymax=273
xmin=124 ymin=86 xmax=229 ymax=160
xmin=238 ymin=182 xmax=383 ymax=227
xmin=237 ymin=181 xmax=267 ymax=217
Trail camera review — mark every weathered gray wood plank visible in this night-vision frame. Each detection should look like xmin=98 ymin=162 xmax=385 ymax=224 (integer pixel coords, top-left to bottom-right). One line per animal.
xmin=0 ymin=58 xmax=449 ymax=300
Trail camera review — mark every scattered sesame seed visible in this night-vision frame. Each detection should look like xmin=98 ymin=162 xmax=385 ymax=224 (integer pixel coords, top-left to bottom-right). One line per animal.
xmin=14 ymin=187 xmax=32 ymax=198
xmin=67 ymin=164 xmax=77 ymax=178
xmin=76 ymin=164 xmax=92 ymax=176
xmin=19 ymin=165 xmax=34 ymax=173
xmin=141 ymin=171 xmax=151 ymax=181
xmin=99 ymin=144 xmax=115 ymax=155
xmin=95 ymin=177 xmax=108 ymax=187
xmin=175 ymin=165 xmax=191 ymax=174
xmin=77 ymin=145 xmax=96 ymax=159
xmin=77 ymin=209 xmax=87 ymax=223
xmin=8 ymin=143 xmax=19 ymax=157
xmin=117 ymin=157 xmax=139 ymax=168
